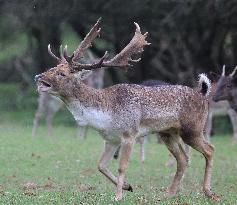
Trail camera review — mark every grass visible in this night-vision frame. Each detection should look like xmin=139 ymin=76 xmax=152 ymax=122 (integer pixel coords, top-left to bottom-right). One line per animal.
xmin=0 ymin=111 xmax=237 ymax=204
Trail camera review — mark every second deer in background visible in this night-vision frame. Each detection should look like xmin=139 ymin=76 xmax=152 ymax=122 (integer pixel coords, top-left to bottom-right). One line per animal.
xmin=212 ymin=66 xmax=237 ymax=142
xmin=206 ymin=81 xmax=237 ymax=141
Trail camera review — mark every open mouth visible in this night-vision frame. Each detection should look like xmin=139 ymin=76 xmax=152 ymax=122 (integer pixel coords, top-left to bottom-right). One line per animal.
xmin=37 ymin=80 xmax=52 ymax=92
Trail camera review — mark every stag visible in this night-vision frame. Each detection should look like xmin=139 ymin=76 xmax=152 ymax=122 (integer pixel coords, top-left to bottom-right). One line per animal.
xmin=35 ymin=19 xmax=218 ymax=201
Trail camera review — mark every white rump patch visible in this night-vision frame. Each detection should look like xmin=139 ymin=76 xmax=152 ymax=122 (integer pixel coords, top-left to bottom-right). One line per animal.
xmin=198 ymin=73 xmax=211 ymax=96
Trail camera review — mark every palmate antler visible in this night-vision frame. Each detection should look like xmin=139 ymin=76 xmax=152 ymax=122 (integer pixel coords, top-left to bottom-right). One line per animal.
xmin=48 ymin=18 xmax=150 ymax=71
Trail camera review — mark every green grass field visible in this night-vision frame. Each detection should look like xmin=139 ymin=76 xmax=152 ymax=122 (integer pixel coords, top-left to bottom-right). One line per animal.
xmin=0 ymin=111 xmax=237 ymax=205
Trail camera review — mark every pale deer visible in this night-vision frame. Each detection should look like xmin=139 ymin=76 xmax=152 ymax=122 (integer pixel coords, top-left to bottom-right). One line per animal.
xmin=35 ymin=19 xmax=218 ymax=201
xmin=212 ymin=66 xmax=237 ymax=141
xmin=32 ymin=92 xmax=64 ymax=137
xmin=32 ymin=57 xmax=105 ymax=138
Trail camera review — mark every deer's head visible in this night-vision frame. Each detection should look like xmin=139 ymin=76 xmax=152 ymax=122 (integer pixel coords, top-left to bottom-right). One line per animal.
xmin=35 ymin=18 xmax=149 ymax=99
xmin=212 ymin=65 xmax=237 ymax=102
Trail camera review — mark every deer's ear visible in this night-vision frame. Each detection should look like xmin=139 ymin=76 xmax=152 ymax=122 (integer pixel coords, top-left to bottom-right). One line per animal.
xmin=74 ymin=70 xmax=92 ymax=81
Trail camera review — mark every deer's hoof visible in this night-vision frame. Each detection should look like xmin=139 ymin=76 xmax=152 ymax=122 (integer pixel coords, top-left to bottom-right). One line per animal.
xmin=127 ymin=185 xmax=133 ymax=192
xmin=204 ymin=190 xmax=221 ymax=201
xmin=164 ymin=188 xmax=176 ymax=198
xmin=123 ymin=182 xmax=133 ymax=192
xmin=210 ymin=193 xmax=221 ymax=202
xmin=114 ymin=194 xmax=122 ymax=201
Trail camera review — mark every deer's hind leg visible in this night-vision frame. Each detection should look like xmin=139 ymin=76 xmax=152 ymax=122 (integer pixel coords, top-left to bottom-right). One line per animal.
xmin=160 ymin=132 xmax=188 ymax=197
xmin=227 ymin=108 xmax=237 ymax=141
xmin=181 ymin=129 xmax=220 ymax=201
xmin=204 ymin=112 xmax=213 ymax=141
xmin=136 ymin=136 xmax=145 ymax=164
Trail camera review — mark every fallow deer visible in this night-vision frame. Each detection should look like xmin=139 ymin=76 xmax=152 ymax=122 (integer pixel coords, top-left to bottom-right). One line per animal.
xmin=32 ymin=92 xmax=64 ymax=137
xmin=212 ymin=66 xmax=237 ymax=141
xmin=35 ymin=19 xmax=218 ymax=201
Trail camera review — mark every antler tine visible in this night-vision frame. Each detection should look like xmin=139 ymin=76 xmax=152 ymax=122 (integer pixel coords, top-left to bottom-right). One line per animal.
xmin=59 ymin=45 xmax=67 ymax=62
xmin=101 ymin=22 xmax=150 ymax=68
xmin=230 ymin=65 xmax=237 ymax=77
xmin=48 ymin=44 xmax=61 ymax=63
xmin=222 ymin=65 xmax=226 ymax=76
xmin=63 ymin=45 xmax=74 ymax=63
xmin=72 ymin=18 xmax=102 ymax=62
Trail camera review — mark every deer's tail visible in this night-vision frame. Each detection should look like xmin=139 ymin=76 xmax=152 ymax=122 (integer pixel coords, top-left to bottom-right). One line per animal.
xmin=198 ymin=73 xmax=211 ymax=97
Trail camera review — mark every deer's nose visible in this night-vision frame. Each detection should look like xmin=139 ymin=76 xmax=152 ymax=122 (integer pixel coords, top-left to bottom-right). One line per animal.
xmin=34 ymin=74 xmax=42 ymax=82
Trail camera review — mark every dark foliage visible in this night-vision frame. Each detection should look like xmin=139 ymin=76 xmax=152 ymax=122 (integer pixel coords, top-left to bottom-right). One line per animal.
xmin=1 ymin=0 xmax=237 ymax=86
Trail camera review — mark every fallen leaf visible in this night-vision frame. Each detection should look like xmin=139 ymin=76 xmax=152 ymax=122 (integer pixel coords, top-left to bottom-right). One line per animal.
xmin=77 ymin=183 xmax=96 ymax=191
xmin=23 ymin=191 xmax=36 ymax=196
xmin=22 ymin=182 xmax=38 ymax=190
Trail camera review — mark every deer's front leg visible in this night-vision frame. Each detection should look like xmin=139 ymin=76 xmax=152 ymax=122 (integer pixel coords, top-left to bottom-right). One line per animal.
xmin=46 ymin=109 xmax=54 ymax=136
xmin=98 ymin=141 xmax=133 ymax=190
xmin=76 ymin=126 xmax=88 ymax=139
xmin=115 ymin=135 xmax=135 ymax=201
xmin=137 ymin=136 xmax=145 ymax=164
xmin=98 ymin=141 xmax=119 ymax=183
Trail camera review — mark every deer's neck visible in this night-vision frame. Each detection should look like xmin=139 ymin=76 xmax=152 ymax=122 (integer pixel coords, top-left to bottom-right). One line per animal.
xmin=65 ymin=82 xmax=112 ymax=129
xmin=68 ymin=82 xmax=106 ymax=106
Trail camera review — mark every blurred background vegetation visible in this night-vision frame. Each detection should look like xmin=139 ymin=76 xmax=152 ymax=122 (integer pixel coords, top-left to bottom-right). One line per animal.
xmin=0 ymin=0 xmax=236 ymax=134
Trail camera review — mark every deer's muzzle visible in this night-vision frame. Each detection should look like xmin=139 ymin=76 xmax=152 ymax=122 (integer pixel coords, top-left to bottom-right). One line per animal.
xmin=35 ymin=74 xmax=42 ymax=82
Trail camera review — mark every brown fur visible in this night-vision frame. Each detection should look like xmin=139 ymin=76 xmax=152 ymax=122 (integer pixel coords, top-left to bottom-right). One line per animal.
xmin=36 ymin=64 xmax=218 ymax=200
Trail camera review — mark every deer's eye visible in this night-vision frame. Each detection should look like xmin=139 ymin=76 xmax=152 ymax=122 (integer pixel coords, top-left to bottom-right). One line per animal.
xmin=58 ymin=72 xmax=66 ymax=77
